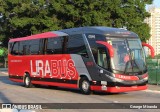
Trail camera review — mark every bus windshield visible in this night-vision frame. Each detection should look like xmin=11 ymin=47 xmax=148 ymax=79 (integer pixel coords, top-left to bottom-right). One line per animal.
xmin=110 ymin=38 xmax=146 ymax=74
xmin=87 ymin=34 xmax=147 ymax=75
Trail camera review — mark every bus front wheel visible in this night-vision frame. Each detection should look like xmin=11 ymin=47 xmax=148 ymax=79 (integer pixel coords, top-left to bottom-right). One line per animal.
xmin=79 ymin=77 xmax=91 ymax=95
xmin=24 ymin=74 xmax=33 ymax=88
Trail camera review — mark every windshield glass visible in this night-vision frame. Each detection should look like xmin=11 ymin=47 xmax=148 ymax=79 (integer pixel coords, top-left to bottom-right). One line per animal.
xmin=110 ymin=38 xmax=146 ymax=74
xmin=86 ymin=33 xmax=146 ymax=74
xmin=110 ymin=39 xmax=129 ymax=72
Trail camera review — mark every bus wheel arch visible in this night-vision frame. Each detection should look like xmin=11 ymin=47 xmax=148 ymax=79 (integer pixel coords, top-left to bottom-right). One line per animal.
xmin=23 ymin=72 xmax=33 ymax=88
xmin=79 ymin=75 xmax=91 ymax=95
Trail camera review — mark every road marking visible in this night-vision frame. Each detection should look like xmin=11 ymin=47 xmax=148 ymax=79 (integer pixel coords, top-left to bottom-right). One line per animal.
xmin=113 ymin=101 xmax=119 ymax=103
xmin=0 ymin=109 xmax=35 ymax=112
xmin=143 ymin=89 xmax=160 ymax=94
xmin=0 ymin=72 xmax=8 ymax=75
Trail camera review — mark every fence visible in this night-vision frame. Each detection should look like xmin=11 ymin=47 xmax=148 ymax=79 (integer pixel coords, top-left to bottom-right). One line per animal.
xmin=147 ymin=59 xmax=160 ymax=85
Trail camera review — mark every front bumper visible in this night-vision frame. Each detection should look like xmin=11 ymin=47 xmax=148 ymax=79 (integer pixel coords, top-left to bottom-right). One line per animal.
xmin=90 ymin=85 xmax=147 ymax=93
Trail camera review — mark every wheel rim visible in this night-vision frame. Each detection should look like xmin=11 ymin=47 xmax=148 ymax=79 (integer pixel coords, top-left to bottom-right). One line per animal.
xmin=82 ymin=80 xmax=89 ymax=92
xmin=25 ymin=77 xmax=30 ymax=86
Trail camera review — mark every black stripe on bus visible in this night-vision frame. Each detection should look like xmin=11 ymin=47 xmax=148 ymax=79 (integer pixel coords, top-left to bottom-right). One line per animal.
xmin=9 ymin=75 xmax=23 ymax=80
xmin=31 ymin=77 xmax=77 ymax=84
xmin=9 ymin=75 xmax=77 ymax=84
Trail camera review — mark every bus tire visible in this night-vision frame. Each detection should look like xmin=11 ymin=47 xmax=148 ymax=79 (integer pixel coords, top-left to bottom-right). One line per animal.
xmin=79 ymin=77 xmax=91 ymax=95
xmin=24 ymin=74 xmax=33 ymax=88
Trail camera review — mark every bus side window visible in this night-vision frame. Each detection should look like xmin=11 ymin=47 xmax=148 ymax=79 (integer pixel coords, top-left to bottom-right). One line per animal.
xmin=61 ymin=36 xmax=68 ymax=53
xmin=67 ymin=34 xmax=88 ymax=58
xmin=86 ymin=33 xmax=110 ymax=69
xmin=19 ymin=41 xmax=25 ymax=55
xmin=39 ymin=39 xmax=45 ymax=54
xmin=25 ymin=41 xmax=31 ymax=55
xmin=11 ymin=42 xmax=19 ymax=55
xmin=29 ymin=39 xmax=40 ymax=55
xmin=9 ymin=43 xmax=13 ymax=54
xmin=46 ymin=37 xmax=62 ymax=54
xmin=97 ymin=45 xmax=109 ymax=69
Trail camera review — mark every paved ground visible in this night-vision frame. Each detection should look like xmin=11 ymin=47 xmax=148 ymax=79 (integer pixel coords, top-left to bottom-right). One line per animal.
xmin=1 ymin=68 xmax=160 ymax=92
xmin=0 ymin=69 xmax=160 ymax=112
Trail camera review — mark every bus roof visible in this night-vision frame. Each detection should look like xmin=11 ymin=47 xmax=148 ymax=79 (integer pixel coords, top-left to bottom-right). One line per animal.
xmin=9 ymin=26 xmax=139 ymax=42
xmin=60 ymin=26 xmax=138 ymax=37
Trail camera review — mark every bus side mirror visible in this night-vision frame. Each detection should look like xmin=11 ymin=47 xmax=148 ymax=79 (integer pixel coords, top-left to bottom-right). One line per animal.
xmin=96 ymin=41 xmax=114 ymax=57
xmin=142 ymin=42 xmax=155 ymax=58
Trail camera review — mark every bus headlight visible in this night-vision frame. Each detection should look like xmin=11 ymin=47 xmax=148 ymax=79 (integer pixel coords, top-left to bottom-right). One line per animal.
xmin=143 ymin=76 xmax=148 ymax=80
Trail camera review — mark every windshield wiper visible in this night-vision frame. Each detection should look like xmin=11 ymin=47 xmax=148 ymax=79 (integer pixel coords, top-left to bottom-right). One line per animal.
xmin=124 ymin=61 xmax=130 ymax=74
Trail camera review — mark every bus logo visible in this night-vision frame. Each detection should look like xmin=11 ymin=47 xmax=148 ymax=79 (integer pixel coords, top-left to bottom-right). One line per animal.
xmin=30 ymin=59 xmax=76 ymax=79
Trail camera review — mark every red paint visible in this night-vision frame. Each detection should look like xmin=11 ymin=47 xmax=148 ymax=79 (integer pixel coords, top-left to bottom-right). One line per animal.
xmin=142 ymin=73 xmax=148 ymax=78
xmin=8 ymin=54 xmax=79 ymax=86
xmin=96 ymin=41 xmax=114 ymax=57
xmin=142 ymin=42 xmax=155 ymax=58
xmin=114 ymin=74 xmax=139 ymax=81
xmin=8 ymin=31 xmax=79 ymax=91
xmin=91 ymin=85 xmax=147 ymax=93
xmin=86 ymin=62 xmax=94 ymax=66
xmin=9 ymin=32 xmax=58 ymax=42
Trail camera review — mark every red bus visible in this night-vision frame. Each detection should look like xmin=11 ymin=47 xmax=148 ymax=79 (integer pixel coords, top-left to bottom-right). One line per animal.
xmin=8 ymin=26 xmax=154 ymax=94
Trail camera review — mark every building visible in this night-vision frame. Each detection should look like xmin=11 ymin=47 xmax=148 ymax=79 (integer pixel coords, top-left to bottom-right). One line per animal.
xmin=145 ymin=7 xmax=160 ymax=55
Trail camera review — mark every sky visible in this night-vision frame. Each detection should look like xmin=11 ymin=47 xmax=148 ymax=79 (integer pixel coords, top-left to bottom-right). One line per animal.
xmin=153 ymin=0 xmax=160 ymax=8
xmin=146 ymin=0 xmax=160 ymax=10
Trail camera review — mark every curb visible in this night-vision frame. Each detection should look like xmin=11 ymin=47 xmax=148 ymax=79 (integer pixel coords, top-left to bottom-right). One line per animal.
xmin=0 ymin=71 xmax=8 ymax=75
xmin=143 ymin=89 xmax=160 ymax=94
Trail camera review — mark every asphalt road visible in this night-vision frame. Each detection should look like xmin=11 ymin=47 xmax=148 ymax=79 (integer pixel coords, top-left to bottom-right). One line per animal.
xmin=0 ymin=73 xmax=160 ymax=112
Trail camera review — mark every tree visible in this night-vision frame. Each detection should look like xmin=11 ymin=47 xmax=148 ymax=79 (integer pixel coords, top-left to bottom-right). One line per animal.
xmin=0 ymin=0 xmax=60 ymax=47
xmin=0 ymin=0 xmax=153 ymax=47
xmin=49 ymin=0 xmax=153 ymax=42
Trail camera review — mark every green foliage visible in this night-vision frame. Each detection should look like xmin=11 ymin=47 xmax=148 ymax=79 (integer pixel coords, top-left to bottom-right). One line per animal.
xmin=0 ymin=47 xmax=8 ymax=57
xmin=0 ymin=0 xmax=153 ymax=47
xmin=0 ymin=49 xmax=4 ymax=56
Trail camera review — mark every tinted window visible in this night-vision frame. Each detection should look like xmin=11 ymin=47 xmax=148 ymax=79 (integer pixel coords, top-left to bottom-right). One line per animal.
xmin=9 ymin=43 xmax=13 ymax=54
xmin=39 ymin=39 xmax=45 ymax=54
xmin=10 ymin=39 xmax=43 ymax=55
xmin=23 ymin=41 xmax=30 ymax=55
xmin=30 ymin=39 xmax=40 ymax=55
xmin=11 ymin=42 xmax=19 ymax=55
xmin=67 ymin=35 xmax=88 ymax=58
xmin=19 ymin=41 xmax=25 ymax=55
xmin=18 ymin=40 xmax=31 ymax=55
xmin=46 ymin=37 xmax=62 ymax=54
xmin=86 ymin=34 xmax=110 ymax=69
